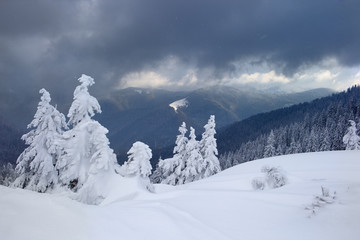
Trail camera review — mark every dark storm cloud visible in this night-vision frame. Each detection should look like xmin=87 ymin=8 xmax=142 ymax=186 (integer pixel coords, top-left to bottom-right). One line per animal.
xmin=0 ymin=0 xmax=359 ymax=121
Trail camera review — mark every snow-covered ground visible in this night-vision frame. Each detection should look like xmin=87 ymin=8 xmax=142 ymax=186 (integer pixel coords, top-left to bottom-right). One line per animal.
xmin=1 ymin=151 xmax=359 ymax=240
xmin=169 ymin=98 xmax=188 ymax=113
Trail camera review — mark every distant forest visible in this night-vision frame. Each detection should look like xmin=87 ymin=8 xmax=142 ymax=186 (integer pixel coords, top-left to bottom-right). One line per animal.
xmin=217 ymin=85 xmax=360 ymax=169
xmin=0 ymin=117 xmax=24 ymax=166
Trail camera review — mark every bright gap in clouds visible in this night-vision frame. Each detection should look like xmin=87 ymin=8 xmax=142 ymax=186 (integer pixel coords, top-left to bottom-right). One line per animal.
xmin=118 ymin=56 xmax=360 ymax=93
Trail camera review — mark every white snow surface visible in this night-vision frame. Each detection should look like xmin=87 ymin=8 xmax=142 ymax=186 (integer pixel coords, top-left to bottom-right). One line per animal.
xmin=169 ymin=98 xmax=189 ymax=113
xmin=1 ymin=151 xmax=360 ymax=240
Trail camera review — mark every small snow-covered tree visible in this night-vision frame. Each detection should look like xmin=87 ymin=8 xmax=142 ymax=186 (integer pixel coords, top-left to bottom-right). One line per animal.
xmin=179 ymin=127 xmax=203 ymax=184
xmin=161 ymin=122 xmax=188 ymax=185
xmin=158 ymin=157 xmax=178 ymax=185
xmin=285 ymin=137 xmax=300 ymax=155
xmin=122 ymin=141 xmax=152 ymax=177
xmin=199 ymin=115 xmax=221 ymax=179
xmin=56 ymin=75 xmax=118 ymax=204
xmin=319 ymin=128 xmax=331 ymax=151
xmin=150 ymin=157 xmax=164 ymax=184
xmin=0 ymin=163 xmax=17 ymax=187
xmin=264 ymin=130 xmax=276 ymax=158
xmin=343 ymin=120 xmax=360 ymax=150
xmin=13 ymin=89 xmax=67 ymax=192
xmin=67 ymin=75 xmax=101 ymax=127
xmin=122 ymin=141 xmax=153 ymax=191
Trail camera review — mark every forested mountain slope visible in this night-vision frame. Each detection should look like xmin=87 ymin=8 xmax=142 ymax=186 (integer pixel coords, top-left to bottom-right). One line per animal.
xmin=217 ymin=86 xmax=360 ymax=168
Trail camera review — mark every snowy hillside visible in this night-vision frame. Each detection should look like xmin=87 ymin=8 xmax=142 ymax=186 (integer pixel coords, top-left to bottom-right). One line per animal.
xmin=169 ymin=98 xmax=189 ymax=113
xmin=1 ymin=151 xmax=359 ymax=240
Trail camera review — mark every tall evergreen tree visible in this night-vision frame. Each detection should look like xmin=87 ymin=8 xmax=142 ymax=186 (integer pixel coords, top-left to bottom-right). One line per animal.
xmin=56 ymin=74 xmax=118 ymax=204
xmin=199 ymin=115 xmax=221 ymax=178
xmin=343 ymin=120 xmax=360 ymax=150
xmin=180 ymin=127 xmax=203 ymax=184
xmin=264 ymin=130 xmax=276 ymax=158
xmin=319 ymin=128 xmax=331 ymax=151
xmin=286 ymin=137 xmax=300 ymax=154
xmin=160 ymin=122 xmax=188 ymax=185
xmin=13 ymin=89 xmax=67 ymax=192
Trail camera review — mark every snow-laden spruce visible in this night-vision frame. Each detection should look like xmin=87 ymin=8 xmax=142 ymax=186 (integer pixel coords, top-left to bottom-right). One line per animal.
xmin=180 ymin=127 xmax=203 ymax=184
xmin=121 ymin=141 xmax=154 ymax=192
xmin=13 ymin=89 xmax=67 ymax=192
xmin=199 ymin=115 xmax=221 ymax=178
xmin=343 ymin=120 xmax=360 ymax=150
xmin=264 ymin=129 xmax=276 ymax=158
xmin=56 ymin=74 xmax=118 ymax=204
xmin=160 ymin=122 xmax=188 ymax=185
xmin=150 ymin=157 xmax=164 ymax=183
xmin=154 ymin=116 xmax=221 ymax=185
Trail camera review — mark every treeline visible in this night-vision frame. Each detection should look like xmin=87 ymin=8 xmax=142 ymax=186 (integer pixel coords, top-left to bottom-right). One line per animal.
xmin=219 ymin=86 xmax=360 ymax=169
xmin=217 ymin=86 xmax=360 ymax=154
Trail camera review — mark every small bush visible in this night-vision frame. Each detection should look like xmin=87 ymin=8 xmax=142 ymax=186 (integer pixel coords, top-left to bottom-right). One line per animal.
xmin=251 ymin=178 xmax=265 ymax=190
xmin=261 ymin=165 xmax=287 ymax=189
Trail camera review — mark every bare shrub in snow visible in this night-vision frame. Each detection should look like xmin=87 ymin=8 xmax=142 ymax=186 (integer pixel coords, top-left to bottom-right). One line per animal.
xmin=261 ymin=165 xmax=288 ymax=189
xmin=305 ymin=186 xmax=336 ymax=217
xmin=251 ymin=178 xmax=265 ymax=190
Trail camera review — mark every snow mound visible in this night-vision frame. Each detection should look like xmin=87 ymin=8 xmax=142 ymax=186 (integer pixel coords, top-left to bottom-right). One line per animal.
xmin=1 ymin=151 xmax=360 ymax=240
xmin=134 ymin=89 xmax=142 ymax=94
xmin=169 ymin=98 xmax=189 ymax=113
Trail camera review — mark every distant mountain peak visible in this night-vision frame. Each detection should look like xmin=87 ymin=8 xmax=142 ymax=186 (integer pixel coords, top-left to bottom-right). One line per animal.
xmin=169 ymin=98 xmax=189 ymax=113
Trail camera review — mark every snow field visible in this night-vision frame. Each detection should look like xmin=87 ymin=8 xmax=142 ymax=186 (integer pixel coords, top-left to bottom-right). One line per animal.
xmin=1 ymin=151 xmax=359 ymax=240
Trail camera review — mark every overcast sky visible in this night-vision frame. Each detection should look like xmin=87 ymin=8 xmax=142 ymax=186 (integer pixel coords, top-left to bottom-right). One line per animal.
xmin=1 ymin=0 xmax=360 ymax=108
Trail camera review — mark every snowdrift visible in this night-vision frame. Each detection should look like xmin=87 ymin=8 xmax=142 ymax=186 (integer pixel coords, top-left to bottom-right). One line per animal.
xmin=1 ymin=151 xmax=359 ymax=240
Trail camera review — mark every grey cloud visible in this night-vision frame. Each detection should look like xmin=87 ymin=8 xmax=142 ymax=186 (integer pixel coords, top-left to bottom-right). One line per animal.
xmin=0 ymin=0 xmax=359 ymax=123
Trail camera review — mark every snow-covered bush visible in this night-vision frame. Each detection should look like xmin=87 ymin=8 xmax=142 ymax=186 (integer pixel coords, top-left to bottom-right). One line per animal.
xmin=251 ymin=165 xmax=288 ymax=190
xmin=261 ymin=165 xmax=288 ymax=189
xmin=121 ymin=141 xmax=154 ymax=192
xmin=251 ymin=177 xmax=265 ymax=190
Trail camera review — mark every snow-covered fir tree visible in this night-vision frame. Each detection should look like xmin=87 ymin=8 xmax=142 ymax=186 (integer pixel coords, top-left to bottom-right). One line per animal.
xmin=160 ymin=122 xmax=188 ymax=185
xmin=285 ymin=137 xmax=301 ymax=155
xmin=319 ymin=128 xmax=331 ymax=151
xmin=199 ymin=115 xmax=221 ymax=179
xmin=343 ymin=120 xmax=360 ymax=150
xmin=56 ymin=74 xmax=118 ymax=204
xmin=150 ymin=157 xmax=164 ymax=184
xmin=157 ymin=157 xmax=178 ymax=185
xmin=121 ymin=141 xmax=153 ymax=191
xmin=179 ymin=127 xmax=203 ymax=184
xmin=264 ymin=130 xmax=276 ymax=158
xmin=122 ymin=141 xmax=152 ymax=178
xmin=13 ymin=89 xmax=67 ymax=192
xmin=0 ymin=163 xmax=17 ymax=187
